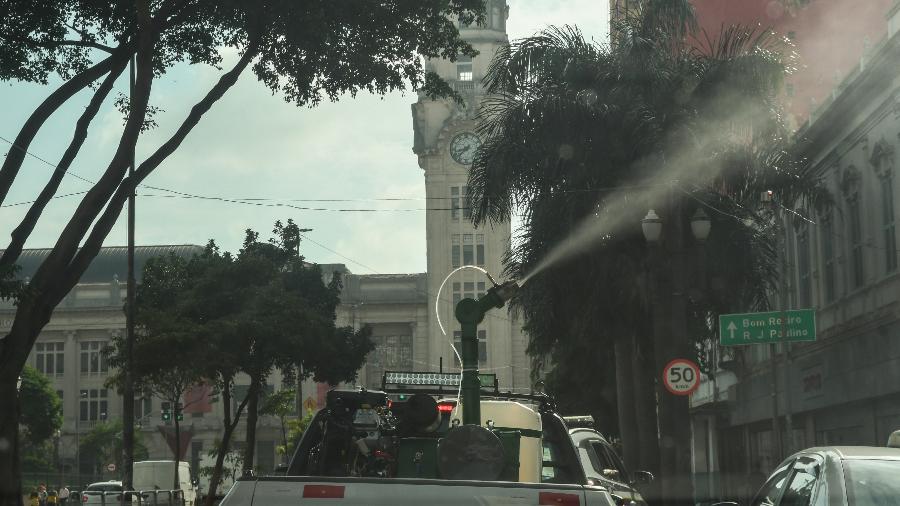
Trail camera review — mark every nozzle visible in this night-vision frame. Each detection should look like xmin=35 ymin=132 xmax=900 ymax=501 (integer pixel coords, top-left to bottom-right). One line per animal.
xmin=493 ymin=280 xmax=519 ymax=302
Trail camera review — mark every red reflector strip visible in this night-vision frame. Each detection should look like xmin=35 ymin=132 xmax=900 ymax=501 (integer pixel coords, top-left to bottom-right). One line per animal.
xmin=302 ymin=485 xmax=345 ymax=499
xmin=538 ymin=491 xmax=581 ymax=506
xmin=437 ymin=403 xmax=455 ymax=413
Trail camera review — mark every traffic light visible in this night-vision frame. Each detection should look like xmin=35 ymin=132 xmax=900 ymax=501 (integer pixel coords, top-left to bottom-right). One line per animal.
xmin=176 ymin=403 xmax=184 ymax=421
xmin=176 ymin=412 xmax=184 ymax=421
xmin=161 ymin=409 xmax=171 ymax=421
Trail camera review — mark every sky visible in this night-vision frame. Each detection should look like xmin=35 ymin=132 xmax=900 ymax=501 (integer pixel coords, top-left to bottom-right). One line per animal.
xmin=0 ymin=1 xmax=608 ymax=275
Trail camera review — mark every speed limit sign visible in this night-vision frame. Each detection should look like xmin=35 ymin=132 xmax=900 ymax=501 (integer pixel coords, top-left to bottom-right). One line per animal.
xmin=663 ymin=358 xmax=700 ymax=396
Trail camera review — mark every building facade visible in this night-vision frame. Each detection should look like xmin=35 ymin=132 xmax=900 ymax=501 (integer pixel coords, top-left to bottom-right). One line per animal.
xmin=6 ymin=0 xmax=532 ymax=485
xmin=690 ymin=2 xmax=900 ymax=501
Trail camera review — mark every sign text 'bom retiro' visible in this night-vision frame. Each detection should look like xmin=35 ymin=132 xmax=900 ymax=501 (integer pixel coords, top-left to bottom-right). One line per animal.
xmin=719 ymin=309 xmax=816 ymax=346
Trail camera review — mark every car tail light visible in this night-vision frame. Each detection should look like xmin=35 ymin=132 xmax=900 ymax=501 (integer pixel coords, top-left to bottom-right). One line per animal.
xmin=437 ymin=402 xmax=456 ymax=413
xmin=302 ymin=485 xmax=345 ymax=499
xmin=538 ymin=491 xmax=580 ymax=505
xmin=82 ymin=494 xmax=88 ymax=503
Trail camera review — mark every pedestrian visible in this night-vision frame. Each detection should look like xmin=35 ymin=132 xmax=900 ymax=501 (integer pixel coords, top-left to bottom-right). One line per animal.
xmin=28 ymin=490 xmax=40 ymax=506
xmin=38 ymin=483 xmax=48 ymax=506
xmin=58 ymin=486 xmax=70 ymax=505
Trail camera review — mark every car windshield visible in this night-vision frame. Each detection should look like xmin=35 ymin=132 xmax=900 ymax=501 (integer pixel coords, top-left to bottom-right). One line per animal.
xmin=842 ymin=460 xmax=900 ymax=504
xmin=6 ymin=1 xmax=900 ymax=505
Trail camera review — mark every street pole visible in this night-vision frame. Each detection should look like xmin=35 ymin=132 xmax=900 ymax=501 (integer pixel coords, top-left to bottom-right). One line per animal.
xmin=778 ymin=207 xmax=797 ymax=455
xmin=122 ymin=54 xmax=137 ymax=491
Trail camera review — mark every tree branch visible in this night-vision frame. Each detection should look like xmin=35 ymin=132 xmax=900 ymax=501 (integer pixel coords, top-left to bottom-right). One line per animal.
xmin=0 ymin=58 xmax=129 ymax=271
xmin=0 ymin=45 xmax=130 ymax=206
xmin=0 ymin=32 xmax=116 ymax=54
xmin=56 ymin=33 xmax=263 ymax=298
xmin=26 ymin=24 xmax=159 ymax=300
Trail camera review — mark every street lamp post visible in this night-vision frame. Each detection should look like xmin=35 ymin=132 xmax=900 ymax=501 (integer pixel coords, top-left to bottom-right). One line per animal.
xmin=642 ymin=203 xmax=711 ymax=506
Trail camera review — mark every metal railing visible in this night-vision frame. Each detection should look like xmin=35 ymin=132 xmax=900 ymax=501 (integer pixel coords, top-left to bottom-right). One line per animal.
xmin=77 ymin=488 xmax=187 ymax=506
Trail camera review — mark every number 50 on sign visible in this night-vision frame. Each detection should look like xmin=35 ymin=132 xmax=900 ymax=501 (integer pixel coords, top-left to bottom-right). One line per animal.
xmin=663 ymin=358 xmax=700 ymax=396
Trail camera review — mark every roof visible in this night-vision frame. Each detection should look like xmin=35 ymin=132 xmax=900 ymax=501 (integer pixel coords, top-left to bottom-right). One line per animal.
xmin=4 ymin=245 xmax=205 ymax=284
xmin=801 ymin=446 xmax=900 ymax=460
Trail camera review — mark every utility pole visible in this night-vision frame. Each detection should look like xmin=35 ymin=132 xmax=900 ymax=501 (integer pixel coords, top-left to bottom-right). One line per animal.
xmin=122 ymin=54 xmax=137 ymax=492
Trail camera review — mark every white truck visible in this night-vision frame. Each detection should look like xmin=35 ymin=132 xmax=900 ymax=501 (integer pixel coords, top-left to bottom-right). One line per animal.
xmin=133 ymin=460 xmax=197 ymax=504
xmin=219 ymin=374 xmax=624 ymax=506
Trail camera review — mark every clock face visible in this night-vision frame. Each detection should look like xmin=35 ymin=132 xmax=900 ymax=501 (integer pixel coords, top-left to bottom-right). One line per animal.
xmin=450 ymin=132 xmax=481 ymax=165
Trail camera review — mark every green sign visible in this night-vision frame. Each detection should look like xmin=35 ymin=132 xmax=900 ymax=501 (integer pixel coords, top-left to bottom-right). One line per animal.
xmin=719 ymin=309 xmax=816 ymax=346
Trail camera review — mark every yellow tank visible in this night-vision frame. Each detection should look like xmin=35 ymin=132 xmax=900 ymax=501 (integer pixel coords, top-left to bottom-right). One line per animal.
xmin=445 ymin=400 xmax=543 ymax=483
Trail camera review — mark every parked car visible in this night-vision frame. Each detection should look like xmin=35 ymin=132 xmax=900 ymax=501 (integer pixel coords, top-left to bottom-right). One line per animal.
xmin=569 ymin=426 xmax=653 ymax=506
xmin=714 ymin=446 xmax=900 ymax=505
xmin=81 ymin=480 xmax=125 ymax=505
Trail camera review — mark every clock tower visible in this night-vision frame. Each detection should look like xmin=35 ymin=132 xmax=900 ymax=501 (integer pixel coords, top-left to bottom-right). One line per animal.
xmin=411 ymin=0 xmax=531 ymax=391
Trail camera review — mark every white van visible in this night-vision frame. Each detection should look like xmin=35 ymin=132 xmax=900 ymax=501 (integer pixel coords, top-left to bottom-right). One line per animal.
xmin=133 ymin=460 xmax=197 ymax=504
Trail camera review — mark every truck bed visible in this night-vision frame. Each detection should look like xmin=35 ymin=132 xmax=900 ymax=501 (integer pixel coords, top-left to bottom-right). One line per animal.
xmin=221 ymin=476 xmax=617 ymax=505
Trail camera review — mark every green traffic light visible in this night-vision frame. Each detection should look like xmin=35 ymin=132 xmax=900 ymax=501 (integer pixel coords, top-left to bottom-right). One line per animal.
xmin=161 ymin=410 xmax=171 ymax=421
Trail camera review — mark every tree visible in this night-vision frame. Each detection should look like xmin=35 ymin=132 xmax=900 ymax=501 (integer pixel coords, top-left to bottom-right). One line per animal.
xmin=78 ymin=420 xmax=149 ymax=479
xmin=108 ymin=219 xmax=373 ymax=506
xmin=0 ymin=2 xmax=484 ymax=502
xmin=278 ymin=412 xmax=314 ymax=461
xmin=467 ymin=2 xmax=828 ymax=503
xmin=17 ymin=367 xmax=62 ymax=481
xmin=259 ymin=389 xmax=297 ymax=459
xmin=17 ymin=366 xmax=62 ymax=448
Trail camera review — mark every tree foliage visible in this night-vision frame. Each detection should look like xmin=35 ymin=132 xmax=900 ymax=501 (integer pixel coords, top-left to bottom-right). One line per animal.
xmin=17 ymin=366 xmax=62 ymax=447
xmin=470 ymin=2 xmax=827 ymax=386
xmin=279 ymin=412 xmax=314 ymax=459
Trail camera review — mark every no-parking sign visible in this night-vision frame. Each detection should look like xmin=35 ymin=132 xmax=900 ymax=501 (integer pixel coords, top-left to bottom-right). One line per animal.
xmin=662 ymin=358 xmax=700 ymax=396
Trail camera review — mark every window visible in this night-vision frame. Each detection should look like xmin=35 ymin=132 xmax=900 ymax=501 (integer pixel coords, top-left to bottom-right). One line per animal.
xmin=79 ymin=389 xmax=108 ymax=422
xmin=797 ymin=227 xmax=811 ymax=307
xmin=452 ymin=329 xmax=487 ymax=362
xmin=751 ymin=460 xmax=792 ymax=506
xmin=80 ymin=341 xmax=108 ymax=374
xmin=882 ymin=174 xmax=897 ymax=272
xmin=463 ymin=234 xmax=474 ymax=265
xmin=453 ymin=281 xmax=486 ymax=305
xmin=450 ymin=186 xmax=471 ymax=221
xmin=844 ymin=460 xmax=900 ymax=503
xmin=476 ymin=234 xmax=485 ymax=266
xmin=848 ymin=197 xmax=864 ymax=288
xmin=35 ymin=342 xmax=64 ymax=376
xmin=821 ymin=213 xmax=836 ymax=302
xmin=780 ymin=461 xmax=820 ymax=506
xmin=586 ymin=440 xmax=628 ymax=483
xmin=365 ymin=334 xmax=413 ymax=389
xmin=135 ymin=395 xmax=152 ymax=420
xmin=456 ymin=55 xmax=473 ymax=81
xmin=450 ymin=234 xmax=485 ymax=268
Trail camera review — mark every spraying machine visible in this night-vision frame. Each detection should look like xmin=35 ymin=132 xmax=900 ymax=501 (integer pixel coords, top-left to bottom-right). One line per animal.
xmin=287 ymin=280 xmax=535 ymax=482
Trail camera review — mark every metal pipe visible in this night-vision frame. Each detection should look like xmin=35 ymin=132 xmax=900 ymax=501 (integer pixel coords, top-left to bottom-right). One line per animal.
xmin=454 ymin=280 xmax=518 ymax=426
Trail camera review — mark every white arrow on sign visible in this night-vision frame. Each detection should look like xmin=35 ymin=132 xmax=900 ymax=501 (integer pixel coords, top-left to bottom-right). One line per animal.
xmin=727 ymin=321 xmax=737 ymax=338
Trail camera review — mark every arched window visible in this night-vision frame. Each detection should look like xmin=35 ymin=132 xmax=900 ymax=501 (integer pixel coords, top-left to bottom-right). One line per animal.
xmin=870 ymin=138 xmax=896 ymax=273
xmin=842 ymin=166 xmax=864 ymax=288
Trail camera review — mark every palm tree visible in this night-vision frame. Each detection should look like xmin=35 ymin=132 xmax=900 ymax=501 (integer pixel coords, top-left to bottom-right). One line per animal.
xmin=467 ymin=1 xmax=828 ymax=503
